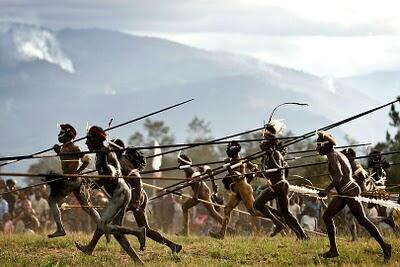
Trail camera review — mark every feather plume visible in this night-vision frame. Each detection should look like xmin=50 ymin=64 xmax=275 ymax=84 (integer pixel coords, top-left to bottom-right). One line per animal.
xmin=289 ymin=185 xmax=327 ymax=199
xmin=355 ymin=196 xmax=400 ymax=210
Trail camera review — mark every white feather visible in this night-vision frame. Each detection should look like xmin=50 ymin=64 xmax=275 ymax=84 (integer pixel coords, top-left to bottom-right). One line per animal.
xmin=289 ymin=185 xmax=327 ymax=199
xmin=152 ymin=140 xmax=162 ymax=170
xmin=290 ymin=185 xmax=400 ymax=210
xmin=268 ymin=119 xmax=285 ymax=136
xmin=355 ymin=196 xmax=400 ymax=210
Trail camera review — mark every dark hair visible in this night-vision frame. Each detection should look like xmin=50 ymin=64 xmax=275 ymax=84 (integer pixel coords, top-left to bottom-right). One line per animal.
xmin=125 ymin=147 xmax=146 ymax=170
xmin=110 ymin=138 xmax=125 ymax=149
xmin=341 ymin=148 xmax=356 ymax=159
xmin=6 ymin=179 xmax=16 ymax=186
xmin=226 ymin=141 xmax=241 ymax=158
xmin=88 ymin=125 xmax=107 ymax=141
xmin=178 ymin=154 xmax=192 ymax=164
xmin=222 ymin=175 xmax=232 ymax=190
xmin=60 ymin=123 xmax=77 ymax=138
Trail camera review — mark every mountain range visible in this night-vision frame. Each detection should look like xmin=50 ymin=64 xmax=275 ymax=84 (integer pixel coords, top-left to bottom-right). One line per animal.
xmin=0 ymin=22 xmax=398 ymax=172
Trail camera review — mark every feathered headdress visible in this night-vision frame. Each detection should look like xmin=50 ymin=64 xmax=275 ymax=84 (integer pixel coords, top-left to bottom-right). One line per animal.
xmin=262 ymin=102 xmax=308 ymax=138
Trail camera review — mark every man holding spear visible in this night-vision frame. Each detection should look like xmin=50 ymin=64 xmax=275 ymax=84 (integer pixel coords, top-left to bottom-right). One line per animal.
xmin=177 ymin=153 xmax=224 ymax=235
xmin=108 ymin=139 xmax=182 ymax=254
xmin=75 ymin=125 xmax=146 ymax=265
xmin=316 ymin=130 xmax=391 ymax=262
xmin=254 ymin=121 xmax=309 ymax=239
xmin=47 ymin=123 xmax=96 ymax=238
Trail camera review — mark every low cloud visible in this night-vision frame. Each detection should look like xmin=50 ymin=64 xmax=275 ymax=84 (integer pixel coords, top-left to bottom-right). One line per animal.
xmin=0 ymin=23 xmax=75 ymax=73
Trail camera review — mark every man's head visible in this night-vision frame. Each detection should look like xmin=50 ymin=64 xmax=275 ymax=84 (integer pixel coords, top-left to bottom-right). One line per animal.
xmin=109 ymin=138 xmax=125 ymax=158
xmin=6 ymin=179 xmax=16 ymax=189
xmin=125 ymin=147 xmax=147 ymax=171
xmin=198 ymin=165 xmax=212 ymax=174
xmin=341 ymin=148 xmax=356 ymax=162
xmin=226 ymin=141 xmax=241 ymax=158
xmin=86 ymin=125 xmax=107 ymax=150
xmin=21 ymin=199 xmax=32 ymax=211
xmin=316 ymin=131 xmax=336 ymax=155
xmin=58 ymin=124 xmax=76 ymax=143
xmin=177 ymin=152 xmax=192 ymax=166
xmin=260 ymin=120 xmax=284 ymax=150
xmin=370 ymin=150 xmax=383 ymax=163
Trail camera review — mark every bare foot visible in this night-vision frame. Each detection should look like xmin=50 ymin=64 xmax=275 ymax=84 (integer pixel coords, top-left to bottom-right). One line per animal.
xmin=383 ymin=243 xmax=392 ymax=263
xmin=138 ymin=227 xmax=146 ymax=251
xmin=270 ymin=225 xmax=286 ymax=237
xmin=171 ymin=243 xmax=182 ymax=254
xmin=209 ymin=231 xmax=224 ymax=239
xmin=75 ymin=242 xmax=93 ymax=256
xmin=319 ymin=250 xmax=339 ymax=259
xmin=48 ymin=230 xmax=66 ymax=238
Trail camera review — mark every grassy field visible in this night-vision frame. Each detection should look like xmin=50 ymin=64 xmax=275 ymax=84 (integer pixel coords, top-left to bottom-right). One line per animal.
xmin=0 ymin=233 xmax=399 ymax=266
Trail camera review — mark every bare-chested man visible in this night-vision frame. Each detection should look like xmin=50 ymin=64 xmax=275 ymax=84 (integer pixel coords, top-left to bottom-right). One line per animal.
xmin=254 ymin=121 xmax=308 ymax=239
xmin=48 ymin=123 xmax=97 ymax=238
xmin=75 ymin=126 xmax=146 ymax=265
xmin=177 ymin=153 xmax=224 ymax=235
xmin=210 ymin=141 xmax=285 ymax=239
xmin=341 ymin=148 xmax=369 ymax=193
xmin=93 ymin=138 xmax=182 ymax=254
xmin=316 ymin=131 xmax=391 ymax=262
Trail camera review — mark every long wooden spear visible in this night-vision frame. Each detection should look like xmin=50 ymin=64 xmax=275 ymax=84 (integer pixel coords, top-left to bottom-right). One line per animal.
xmin=0 ymin=136 xmax=296 ymax=162
xmin=147 ymin=102 xmax=308 ymax=159
xmin=149 ymin=98 xmax=400 ymax=201
xmin=0 ymin=99 xmax=194 ymax=167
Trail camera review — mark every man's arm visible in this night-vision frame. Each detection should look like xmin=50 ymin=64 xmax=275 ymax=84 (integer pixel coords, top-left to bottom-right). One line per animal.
xmin=319 ymin=154 xmax=343 ymax=197
xmin=129 ymin=170 xmax=143 ymax=210
xmin=105 ymin=151 xmax=122 ymax=176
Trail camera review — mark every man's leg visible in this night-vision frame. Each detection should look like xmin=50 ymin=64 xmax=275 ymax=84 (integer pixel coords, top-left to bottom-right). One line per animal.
xmin=113 ymin=234 xmax=144 ymax=265
xmin=181 ymin=198 xmax=199 ymax=235
xmin=133 ymin=209 xmax=182 ymax=254
xmin=76 ymin=207 xmax=145 ymax=264
xmin=347 ymin=198 xmax=391 ymax=262
xmin=200 ymin=194 xmax=224 ymax=225
xmin=275 ymin=183 xmax=308 ymax=239
xmin=210 ymin=193 xmax=240 ymax=239
xmin=253 ymin=186 xmax=285 ymax=236
xmin=48 ymin=193 xmax=67 ymax=238
xmin=75 ymin=228 xmax=103 ymax=255
xmin=320 ymin=197 xmax=346 ymax=258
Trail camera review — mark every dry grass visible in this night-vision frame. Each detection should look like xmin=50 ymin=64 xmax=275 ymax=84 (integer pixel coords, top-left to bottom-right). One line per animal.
xmin=0 ymin=233 xmax=399 ymax=266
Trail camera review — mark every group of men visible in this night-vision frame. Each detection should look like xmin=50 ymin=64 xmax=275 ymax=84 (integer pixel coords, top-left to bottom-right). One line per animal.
xmin=50 ymin=124 xmax=181 ymax=265
xmin=47 ymin=119 xmax=392 ymax=264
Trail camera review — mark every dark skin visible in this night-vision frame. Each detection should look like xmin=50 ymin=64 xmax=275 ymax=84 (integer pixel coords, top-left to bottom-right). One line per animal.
xmin=80 ymin=150 xmax=182 ymax=254
xmin=368 ymin=153 xmax=390 ymax=188
xmin=75 ymin=131 xmax=145 ymax=265
xmin=178 ymin=160 xmax=224 ymax=236
xmin=211 ymin=147 xmax=281 ymax=239
xmin=254 ymin=138 xmax=308 ymax=239
xmin=13 ymin=199 xmax=40 ymax=232
xmin=48 ymin=128 xmax=97 ymax=238
xmin=317 ymin=142 xmax=391 ymax=262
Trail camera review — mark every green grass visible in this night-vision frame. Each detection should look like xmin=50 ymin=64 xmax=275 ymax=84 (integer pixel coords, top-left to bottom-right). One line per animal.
xmin=0 ymin=233 xmax=398 ymax=266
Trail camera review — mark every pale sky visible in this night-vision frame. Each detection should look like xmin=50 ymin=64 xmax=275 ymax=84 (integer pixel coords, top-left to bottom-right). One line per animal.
xmin=1 ymin=0 xmax=400 ymax=76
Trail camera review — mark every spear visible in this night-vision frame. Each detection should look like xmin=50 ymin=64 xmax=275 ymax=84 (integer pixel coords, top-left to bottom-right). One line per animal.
xmin=148 ymin=102 xmax=308 ymax=159
xmin=282 ymin=98 xmax=400 ymax=148
xmin=0 ymin=99 xmax=194 ymax=167
xmin=0 ymin=136 xmax=297 ymax=162
xmin=4 ymin=157 xmax=398 ymax=197
xmin=288 ymin=143 xmax=372 ymax=155
xmin=149 ymin=98 xmax=400 ymax=200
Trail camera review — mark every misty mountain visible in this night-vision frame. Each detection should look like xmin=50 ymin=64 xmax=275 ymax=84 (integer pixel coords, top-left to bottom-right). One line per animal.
xmin=0 ymin=23 xmax=393 ymax=172
xmin=339 ymin=71 xmax=400 ymax=101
